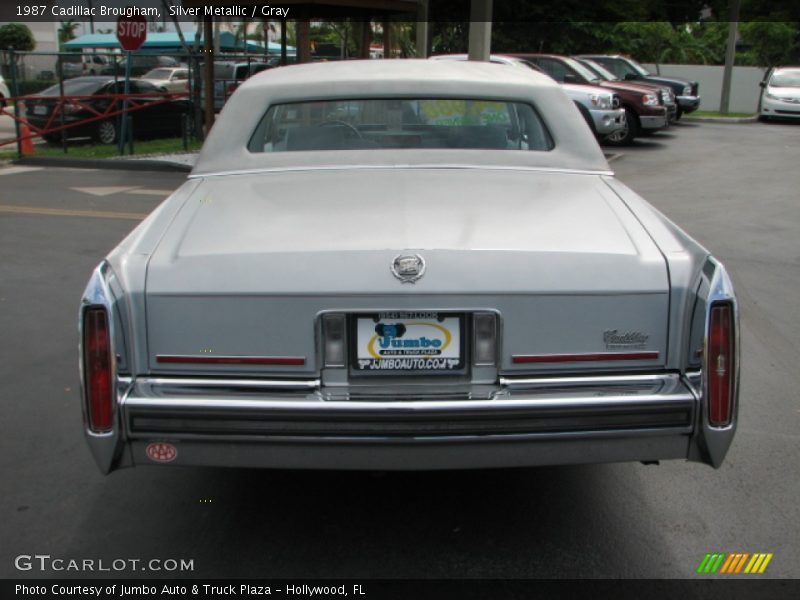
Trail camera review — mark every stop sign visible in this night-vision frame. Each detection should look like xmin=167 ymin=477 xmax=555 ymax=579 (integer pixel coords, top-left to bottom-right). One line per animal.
xmin=116 ymin=15 xmax=147 ymax=52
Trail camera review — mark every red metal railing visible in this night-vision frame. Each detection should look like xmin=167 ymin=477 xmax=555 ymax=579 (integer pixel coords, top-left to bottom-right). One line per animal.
xmin=0 ymin=90 xmax=190 ymax=148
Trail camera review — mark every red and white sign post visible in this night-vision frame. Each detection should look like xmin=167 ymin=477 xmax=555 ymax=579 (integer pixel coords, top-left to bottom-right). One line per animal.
xmin=116 ymin=15 xmax=147 ymax=152
xmin=116 ymin=15 xmax=147 ymax=52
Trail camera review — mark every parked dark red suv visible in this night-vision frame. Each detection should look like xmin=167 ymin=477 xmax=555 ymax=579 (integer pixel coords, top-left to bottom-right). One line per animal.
xmin=508 ymin=54 xmax=670 ymax=145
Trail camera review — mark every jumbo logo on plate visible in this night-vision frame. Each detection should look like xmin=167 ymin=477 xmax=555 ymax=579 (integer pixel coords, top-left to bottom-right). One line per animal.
xmin=145 ymin=442 xmax=178 ymax=463
xmin=356 ymin=313 xmax=462 ymax=371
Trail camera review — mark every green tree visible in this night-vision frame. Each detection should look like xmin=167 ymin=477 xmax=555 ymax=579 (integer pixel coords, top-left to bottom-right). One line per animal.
xmin=738 ymin=21 xmax=800 ymax=67
xmin=58 ymin=20 xmax=80 ymax=48
xmin=0 ymin=23 xmax=35 ymax=78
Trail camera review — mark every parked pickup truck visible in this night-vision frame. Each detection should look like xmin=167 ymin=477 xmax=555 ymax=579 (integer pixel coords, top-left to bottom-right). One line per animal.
xmin=578 ymin=55 xmax=700 ymax=119
xmin=510 ymin=54 xmax=670 ymax=146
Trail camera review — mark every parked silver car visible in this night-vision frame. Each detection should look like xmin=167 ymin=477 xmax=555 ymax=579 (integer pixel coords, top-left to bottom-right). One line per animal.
xmin=759 ymin=66 xmax=800 ymax=121
xmin=79 ymin=60 xmax=739 ymax=474
xmin=139 ymin=67 xmax=190 ymax=93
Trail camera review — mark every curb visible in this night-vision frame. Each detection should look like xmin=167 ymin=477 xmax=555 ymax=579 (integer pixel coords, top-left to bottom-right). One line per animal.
xmin=682 ymin=116 xmax=759 ymax=124
xmin=12 ymin=156 xmax=192 ymax=173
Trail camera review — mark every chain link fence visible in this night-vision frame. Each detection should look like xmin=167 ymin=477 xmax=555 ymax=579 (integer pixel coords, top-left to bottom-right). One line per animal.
xmin=0 ymin=49 xmax=286 ymax=158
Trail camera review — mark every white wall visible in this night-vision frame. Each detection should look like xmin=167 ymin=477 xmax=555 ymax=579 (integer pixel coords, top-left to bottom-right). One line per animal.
xmin=643 ymin=63 xmax=767 ymax=113
xmin=22 ymin=22 xmax=59 ymax=79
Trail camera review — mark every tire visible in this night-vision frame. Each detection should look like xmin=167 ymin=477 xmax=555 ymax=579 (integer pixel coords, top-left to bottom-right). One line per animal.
xmin=758 ymin=114 xmax=770 ymax=123
xmin=95 ymin=120 xmax=118 ymax=145
xmin=603 ymin=107 xmax=639 ymax=146
xmin=675 ymin=106 xmax=683 ymax=121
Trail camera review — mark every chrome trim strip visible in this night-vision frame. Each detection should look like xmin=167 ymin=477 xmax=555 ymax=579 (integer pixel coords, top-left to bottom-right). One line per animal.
xmin=123 ymin=392 xmax=692 ymax=413
xmin=189 ymin=165 xmax=616 ymax=179
xmin=699 ymin=257 xmax=739 ymax=467
xmin=128 ymin=427 xmax=690 ymax=445
xmin=79 ymin=261 xmax=124 ymax=474
xmin=500 ymin=373 xmax=675 ymax=387
xmin=135 ymin=373 xmax=675 ymax=393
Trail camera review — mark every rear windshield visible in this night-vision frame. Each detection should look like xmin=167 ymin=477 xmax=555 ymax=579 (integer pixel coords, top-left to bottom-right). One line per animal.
xmin=248 ymin=98 xmax=553 ymax=152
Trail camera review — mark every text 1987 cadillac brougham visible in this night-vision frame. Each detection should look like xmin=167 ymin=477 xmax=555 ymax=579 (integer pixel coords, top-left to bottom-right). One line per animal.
xmin=79 ymin=60 xmax=738 ymax=474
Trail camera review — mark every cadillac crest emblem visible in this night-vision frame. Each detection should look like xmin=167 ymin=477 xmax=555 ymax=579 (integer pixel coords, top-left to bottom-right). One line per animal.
xmin=391 ymin=254 xmax=426 ymax=283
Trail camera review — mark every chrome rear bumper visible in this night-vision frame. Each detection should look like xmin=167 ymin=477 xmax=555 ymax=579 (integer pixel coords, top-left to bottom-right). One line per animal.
xmin=86 ymin=373 xmax=709 ymax=472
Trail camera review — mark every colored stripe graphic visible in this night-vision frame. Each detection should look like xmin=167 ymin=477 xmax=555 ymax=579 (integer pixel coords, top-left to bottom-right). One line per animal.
xmin=711 ymin=554 xmax=726 ymax=573
xmin=720 ymin=554 xmax=736 ymax=573
xmin=734 ymin=553 xmax=749 ymax=573
xmin=758 ymin=554 xmax=773 ymax=573
xmin=745 ymin=554 xmax=761 ymax=574
xmin=696 ymin=554 xmax=713 ymax=574
xmin=697 ymin=552 xmax=773 ymax=575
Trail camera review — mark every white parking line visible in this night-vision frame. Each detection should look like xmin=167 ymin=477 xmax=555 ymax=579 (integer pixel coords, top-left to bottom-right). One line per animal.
xmin=124 ymin=188 xmax=175 ymax=196
xmin=0 ymin=204 xmax=146 ymax=220
xmin=71 ymin=186 xmax=141 ymax=196
xmin=70 ymin=186 xmax=175 ymax=197
xmin=0 ymin=166 xmax=44 ymax=176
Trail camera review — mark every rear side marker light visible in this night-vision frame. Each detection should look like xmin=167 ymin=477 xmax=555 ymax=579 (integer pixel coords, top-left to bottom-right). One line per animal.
xmin=473 ymin=313 xmax=497 ymax=366
xmin=707 ymin=302 xmax=734 ymax=427
xmin=323 ymin=313 xmax=346 ymax=367
xmin=83 ymin=307 xmax=113 ymax=433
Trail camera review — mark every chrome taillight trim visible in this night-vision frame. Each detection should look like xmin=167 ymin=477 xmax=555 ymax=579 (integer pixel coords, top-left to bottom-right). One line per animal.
xmin=697 ymin=257 xmax=739 ymax=468
xmin=702 ymin=258 xmax=739 ymax=431
xmin=79 ymin=261 xmax=125 ymax=474
xmin=79 ymin=262 xmax=118 ymax=437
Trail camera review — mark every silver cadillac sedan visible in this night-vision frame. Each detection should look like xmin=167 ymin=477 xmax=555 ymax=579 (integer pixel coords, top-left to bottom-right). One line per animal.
xmin=79 ymin=60 xmax=739 ymax=474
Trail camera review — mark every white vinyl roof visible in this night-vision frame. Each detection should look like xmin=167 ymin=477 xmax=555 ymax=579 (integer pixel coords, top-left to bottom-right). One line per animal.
xmin=192 ymin=59 xmax=610 ymax=177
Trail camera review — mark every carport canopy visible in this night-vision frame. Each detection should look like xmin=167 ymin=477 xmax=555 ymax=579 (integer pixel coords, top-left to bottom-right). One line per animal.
xmin=63 ymin=32 xmax=296 ymax=55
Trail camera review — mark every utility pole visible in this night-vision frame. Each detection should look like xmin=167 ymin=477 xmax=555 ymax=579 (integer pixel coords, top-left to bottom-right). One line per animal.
xmin=720 ymin=0 xmax=741 ymax=114
xmin=416 ymin=0 xmax=429 ymax=58
xmin=468 ymin=0 xmax=492 ymax=61
xmin=203 ymin=16 xmax=214 ymax=134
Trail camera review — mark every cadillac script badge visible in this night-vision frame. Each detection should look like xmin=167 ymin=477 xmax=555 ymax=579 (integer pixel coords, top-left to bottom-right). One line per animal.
xmin=391 ymin=254 xmax=426 ymax=283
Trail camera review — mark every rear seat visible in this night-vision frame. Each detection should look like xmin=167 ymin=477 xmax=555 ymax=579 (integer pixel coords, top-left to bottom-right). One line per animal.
xmin=448 ymin=125 xmax=509 ymax=149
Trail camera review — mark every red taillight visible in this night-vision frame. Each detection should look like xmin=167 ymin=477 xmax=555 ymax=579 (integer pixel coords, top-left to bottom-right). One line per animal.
xmin=83 ymin=307 xmax=113 ymax=433
xmin=707 ymin=302 xmax=734 ymax=427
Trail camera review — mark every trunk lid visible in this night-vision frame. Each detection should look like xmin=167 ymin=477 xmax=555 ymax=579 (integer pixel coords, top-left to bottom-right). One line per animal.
xmin=144 ymin=168 xmax=669 ymax=374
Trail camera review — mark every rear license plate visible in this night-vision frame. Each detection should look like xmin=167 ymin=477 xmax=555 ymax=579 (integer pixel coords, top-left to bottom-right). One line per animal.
xmin=33 ymin=105 xmax=47 ymax=115
xmin=353 ymin=312 xmax=464 ymax=373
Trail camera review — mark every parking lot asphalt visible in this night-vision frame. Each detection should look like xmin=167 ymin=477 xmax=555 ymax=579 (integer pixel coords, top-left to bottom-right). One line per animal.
xmin=1 ymin=120 xmax=799 ymax=580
